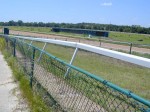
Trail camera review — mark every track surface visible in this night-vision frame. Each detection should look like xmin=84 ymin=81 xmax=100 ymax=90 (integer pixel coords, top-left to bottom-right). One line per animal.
xmin=1 ymin=29 xmax=150 ymax=54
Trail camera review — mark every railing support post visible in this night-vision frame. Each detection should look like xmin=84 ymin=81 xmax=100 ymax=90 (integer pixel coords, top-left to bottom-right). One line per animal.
xmin=99 ymin=38 xmax=102 ymax=47
xmin=38 ymin=43 xmax=47 ymax=62
xmin=28 ymin=40 xmax=33 ymax=51
xmin=79 ymin=38 xmax=81 ymax=43
xmin=30 ymin=48 xmax=35 ymax=88
xmin=129 ymin=43 xmax=133 ymax=54
xmin=64 ymin=47 xmax=78 ymax=78
xmin=13 ymin=38 xmax=16 ymax=57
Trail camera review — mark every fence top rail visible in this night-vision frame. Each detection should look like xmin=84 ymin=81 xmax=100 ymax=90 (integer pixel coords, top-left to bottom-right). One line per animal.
xmin=2 ymin=34 xmax=150 ymax=68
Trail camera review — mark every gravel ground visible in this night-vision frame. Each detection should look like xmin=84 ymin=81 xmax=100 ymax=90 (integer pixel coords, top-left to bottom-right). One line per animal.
xmin=0 ymin=52 xmax=29 ymax=112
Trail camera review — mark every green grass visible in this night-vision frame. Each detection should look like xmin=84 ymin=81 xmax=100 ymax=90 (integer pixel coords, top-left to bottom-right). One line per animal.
xmin=109 ymin=31 xmax=150 ymax=44
xmin=9 ymin=26 xmax=51 ymax=33
xmin=0 ymin=37 xmax=6 ymax=50
xmin=31 ymin=41 xmax=74 ymax=63
xmin=0 ymin=38 xmax=51 ymax=112
xmin=75 ymin=51 xmax=150 ymax=99
xmin=117 ymin=49 xmax=150 ymax=59
xmin=132 ymin=51 xmax=150 ymax=58
xmin=28 ymin=41 xmax=150 ymax=100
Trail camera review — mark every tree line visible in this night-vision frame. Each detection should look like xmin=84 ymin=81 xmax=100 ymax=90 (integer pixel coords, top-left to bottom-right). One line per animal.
xmin=1 ymin=20 xmax=150 ymax=34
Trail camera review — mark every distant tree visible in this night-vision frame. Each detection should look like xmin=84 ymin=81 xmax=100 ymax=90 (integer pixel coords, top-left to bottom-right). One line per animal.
xmin=119 ymin=27 xmax=123 ymax=32
xmin=33 ymin=22 xmax=38 ymax=27
xmin=0 ymin=22 xmax=4 ymax=26
xmin=0 ymin=20 xmax=150 ymax=34
xmin=38 ymin=22 xmax=45 ymax=27
xmin=123 ymin=27 xmax=131 ymax=32
xmin=17 ymin=20 xmax=23 ymax=26
xmin=8 ymin=20 xmax=16 ymax=26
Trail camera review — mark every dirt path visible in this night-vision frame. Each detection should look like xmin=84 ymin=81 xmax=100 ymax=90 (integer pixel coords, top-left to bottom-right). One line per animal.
xmin=0 ymin=52 xmax=29 ymax=112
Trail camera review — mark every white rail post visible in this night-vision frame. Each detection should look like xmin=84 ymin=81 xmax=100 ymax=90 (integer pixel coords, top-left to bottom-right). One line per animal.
xmin=38 ymin=43 xmax=47 ymax=62
xmin=64 ymin=47 xmax=78 ymax=78
xmin=28 ymin=40 xmax=33 ymax=51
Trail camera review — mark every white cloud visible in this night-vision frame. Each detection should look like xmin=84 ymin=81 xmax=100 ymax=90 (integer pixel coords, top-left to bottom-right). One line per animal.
xmin=101 ymin=2 xmax=112 ymax=6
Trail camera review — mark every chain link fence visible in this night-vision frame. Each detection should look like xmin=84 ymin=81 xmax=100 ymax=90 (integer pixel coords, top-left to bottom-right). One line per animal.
xmin=3 ymin=36 xmax=150 ymax=112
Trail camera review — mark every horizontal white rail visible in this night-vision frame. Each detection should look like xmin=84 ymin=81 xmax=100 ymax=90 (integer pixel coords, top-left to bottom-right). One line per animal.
xmin=5 ymin=35 xmax=150 ymax=68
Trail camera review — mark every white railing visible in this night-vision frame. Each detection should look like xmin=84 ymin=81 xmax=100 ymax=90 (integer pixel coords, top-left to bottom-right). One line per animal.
xmin=3 ymin=34 xmax=150 ymax=68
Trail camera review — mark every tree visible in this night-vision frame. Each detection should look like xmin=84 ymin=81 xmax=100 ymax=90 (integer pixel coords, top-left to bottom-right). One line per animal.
xmin=8 ymin=20 xmax=16 ymax=26
xmin=0 ymin=20 xmax=150 ymax=34
xmin=17 ymin=20 xmax=23 ymax=26
xmin=38 ymin=22 xmax=45 ymax=27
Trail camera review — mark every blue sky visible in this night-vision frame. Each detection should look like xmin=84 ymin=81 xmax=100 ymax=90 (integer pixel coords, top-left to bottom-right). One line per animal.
xmin=0 ymin=0 xmax=150 ymax=27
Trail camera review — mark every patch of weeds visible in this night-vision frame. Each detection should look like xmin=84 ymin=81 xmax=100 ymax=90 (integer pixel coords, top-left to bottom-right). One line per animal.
xmin=0 ymin=48 xmax=51 ymax=111
xmin=0 ymin=37 xmax=6 ymax=50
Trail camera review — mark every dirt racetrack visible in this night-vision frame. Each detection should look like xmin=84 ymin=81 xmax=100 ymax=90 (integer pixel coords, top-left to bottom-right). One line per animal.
xmin=1 ymin=29 xmax=150 ymax=54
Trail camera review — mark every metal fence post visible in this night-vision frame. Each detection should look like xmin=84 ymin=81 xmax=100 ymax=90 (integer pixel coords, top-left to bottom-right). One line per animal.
xmin=13 ymin=38 xmax=16 ymax=57
xmin=129 ymin=43 xmax=133 ymax=54
xmin=30 ymin=48 xmax=35 ymax=88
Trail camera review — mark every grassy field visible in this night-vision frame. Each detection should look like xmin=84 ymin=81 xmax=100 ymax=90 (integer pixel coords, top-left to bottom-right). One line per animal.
xmin=29 ymin=40 xmax=150 ymax=100
xmin=9 ymin=26 xmax=51 ymax=33
xmin=109 ymin=31 xmax=150 ymax=44
xmin=117 ymin=49 xmax=150 ymax=59
xmin=6 ymin=26 xmax=150 ymax=45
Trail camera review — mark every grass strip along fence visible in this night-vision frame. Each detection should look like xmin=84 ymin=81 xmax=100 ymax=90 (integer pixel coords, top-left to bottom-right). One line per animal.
xmin=0 ymin=38 xmax=53 ymax=112
xmin=2 ymin=35 xmax=150 ymax=112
